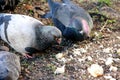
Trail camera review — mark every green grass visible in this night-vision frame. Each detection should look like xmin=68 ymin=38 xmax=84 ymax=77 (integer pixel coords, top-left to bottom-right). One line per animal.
xmin=98 ymin=0 xmax=112 ymax=6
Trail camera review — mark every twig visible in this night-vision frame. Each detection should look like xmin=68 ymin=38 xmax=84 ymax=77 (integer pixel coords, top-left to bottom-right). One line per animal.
xmin=100 ymin=20 xmax=108 ymax=32
xmin=89 ymin=12 xmax=108 ymax=20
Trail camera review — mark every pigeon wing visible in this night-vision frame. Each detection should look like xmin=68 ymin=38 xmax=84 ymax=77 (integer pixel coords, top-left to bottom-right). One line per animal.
xmin=54 ymin=4 xmax=73 ymax=27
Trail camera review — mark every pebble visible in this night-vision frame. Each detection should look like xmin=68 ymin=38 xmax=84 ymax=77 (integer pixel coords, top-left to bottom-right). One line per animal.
xmin=103 ymin=48 xmax=111 ymax=53
xmin=109 ymin=66 xmax=118 ymax=72
xmin=99 ymin=45 xmax=104 ymax=49
xmin=80 ymin=48 xmax=87 ymax=53
xmin=116 ymin=36 xmax=120 ymax=40
xmin=73 ymin=49 xmax=81 ymax=56
xmin=56 ymin=53 xmax=64 ymax=59
xmin=117 ymin=49 xmax=120 ymax=54
xmin=104 ymin=75 xmax=116 ymax=80
xmin=87 ymin=56 xmax=93 ymax=61
xmin=70 ymin=55 xmax=74 ymax=59
xmin=54 ymin=65 xmax=65 ymax=74
xmin=78 ymin=58 xmax=85 ymax=62
xmin=88 ymin=64 xmax=104 ymax=77
xmin=61 ymin=58 xmax=67 ymax=63
xmin=94 ymin=32 xmax=99 ymax=37
xmin=105 ymin=57 xmax=113 ymax=65
xmin=58 ymin=57 xmax=67 ymax=63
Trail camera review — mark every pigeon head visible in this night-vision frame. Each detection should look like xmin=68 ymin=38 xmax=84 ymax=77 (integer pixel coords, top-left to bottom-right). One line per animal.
xmin=80 ymin=18 xmax=91 ymax=37
xmin=74 ymin=17 xmax=90 ymax=36
xmin=37 ymin=26 xmax=62 ymax=45
xmin=45 ymin=26 xmax=62 ymax=44
xmin=63 ymin=18 xmax=90 ymax=41
xmin=0 ymin=61 xmax=9 ymax=80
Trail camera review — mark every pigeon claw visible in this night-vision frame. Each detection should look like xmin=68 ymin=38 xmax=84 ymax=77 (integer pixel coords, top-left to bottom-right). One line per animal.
xmin=23 ymin=53 xmax=33 ymax=59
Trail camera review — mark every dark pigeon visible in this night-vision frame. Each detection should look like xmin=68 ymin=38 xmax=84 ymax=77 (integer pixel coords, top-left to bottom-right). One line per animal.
xmin=42 ymin=0 xmax=93 ymax=41
xmin=0 ymin=13 xmax=62 ymax=58
xmin=0 ymin=0 xmax=23 ymax=10
xmin=0 ymin=51 xmax=20 ymax=80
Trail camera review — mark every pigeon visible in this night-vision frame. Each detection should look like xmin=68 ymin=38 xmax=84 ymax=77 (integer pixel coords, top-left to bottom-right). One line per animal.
xmin=42 ymin=0 xmax=93 ymax=41
xmin=0 ymin=0 xmax=23 ymax=10
xmin=0 ymin=51 xmax=21 ymax=80
xmin=0 ymin=13 xmax=62 ymax=58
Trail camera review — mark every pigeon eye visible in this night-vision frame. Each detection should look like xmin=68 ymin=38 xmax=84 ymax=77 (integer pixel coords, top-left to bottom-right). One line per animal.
xmin=55 ymin=37 xmax=62 ymax=44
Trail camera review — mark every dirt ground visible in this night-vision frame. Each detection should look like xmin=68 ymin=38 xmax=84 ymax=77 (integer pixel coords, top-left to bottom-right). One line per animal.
xmin=0 ymin=0 xmax=120 ymax=80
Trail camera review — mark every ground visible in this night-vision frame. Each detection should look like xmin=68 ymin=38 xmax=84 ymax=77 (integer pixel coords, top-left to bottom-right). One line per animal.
xmin=0 ymin=0 xmax=120 ymax=80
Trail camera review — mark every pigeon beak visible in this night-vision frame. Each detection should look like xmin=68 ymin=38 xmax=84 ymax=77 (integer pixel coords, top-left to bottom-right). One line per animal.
xmin=56 ymin=38 xmax=62 ymax=45
xmin=79 ymin=31 xmax=83 ymax=34
xmin=79 ymin=31 xmax=90 ymax=39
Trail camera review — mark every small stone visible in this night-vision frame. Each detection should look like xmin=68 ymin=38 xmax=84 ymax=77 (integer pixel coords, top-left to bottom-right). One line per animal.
xmin=116 ymin=36 xmax=120 ymax=40
xmin=94 ymin=32 xmax=99 ymax=37
xmin=110 ymin=78 xmax=116 ymax=80
xmin=73 ymin=49 xmax=81 ymax=56
xmin=54 ymin=65 xmax=65 ymax=74
xmin=87 ymin=56 xmax=93 ymax=61
xmin=61 ymin=58 xmax=67 ymax=63
xmin=78 ymin=58 xmax=85 ymax=62
xmin=117 ymin=49 xmax=120 ymax=54
xmin=104 ymin=75 xmax=112 ymax=79
xmin=88 ymin=64 xmax=104 ymax=77
xmin=70 ymin=55 xmax=74 ymax=59
xmin=56 ymin=53 xmax=63 ymax=59
xmin=105 ymin=57 xmax=113 ymax=65
xmin=104 ymin=75 xmax=116 ymax=80
xmin=80 ymin=48 xmax=87 ymax=53
xmin=113 ymin=58 xmax=120 ymax=63
xmin=99 ymin=45 xmax=104 ymax=48
xmin=108 ymin=54 xmax=113 ymax=57
xmin=57 ymin=57 xmax=67 ymax=63
xmin=103 ymin=48 xmax=111 ymax=53
xmin=109 ymin=66 xmax=118 ymax=72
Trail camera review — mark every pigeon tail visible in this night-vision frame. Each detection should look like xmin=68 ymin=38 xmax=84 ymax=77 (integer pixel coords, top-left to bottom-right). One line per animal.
xmin=47 ymin=0 xmax=60 ymax=14
xmin=48 ymin=0 xmax=55 ymax=10
xmin=40 ymin=11 xmax=52 ymax=18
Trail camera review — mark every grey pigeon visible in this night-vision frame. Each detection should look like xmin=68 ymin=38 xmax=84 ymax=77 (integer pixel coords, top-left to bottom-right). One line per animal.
xmin=42 ymin=0 xmax=93 ymax=41
xmin=0 ymin=13 xmax=62 ymax=58
xmin=0 ymin=51 xmax=20 ymax=80
xmin=0 ymin=0 xmax=22 ymax=10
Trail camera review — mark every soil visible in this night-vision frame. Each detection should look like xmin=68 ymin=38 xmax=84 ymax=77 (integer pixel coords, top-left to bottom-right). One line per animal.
xmin=0 ymin=0 xmax=120 ymax=80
